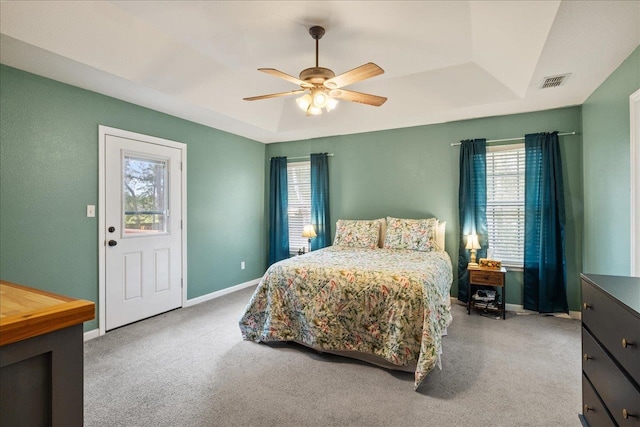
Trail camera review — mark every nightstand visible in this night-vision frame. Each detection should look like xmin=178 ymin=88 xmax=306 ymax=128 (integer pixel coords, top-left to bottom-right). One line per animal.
xmin=467 ymin=265 xmax=507 ymax=319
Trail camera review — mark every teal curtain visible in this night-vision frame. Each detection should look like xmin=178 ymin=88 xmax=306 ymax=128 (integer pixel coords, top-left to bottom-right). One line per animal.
xmin=457 ymin=139 xmax=488 ymax=303
xmin=268 ymin=157 xmax=289 ymax=265
xmin=310 ymin=153 xmax=330 ymax=250
xmin=523 ymin=132 xmax=568 ymax=313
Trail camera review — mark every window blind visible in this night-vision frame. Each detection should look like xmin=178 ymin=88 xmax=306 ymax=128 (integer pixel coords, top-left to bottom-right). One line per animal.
xmin=486 ymin=144 xmax=525 ymax=266
xmin=287 ymin=161 xmax=311 ymax=253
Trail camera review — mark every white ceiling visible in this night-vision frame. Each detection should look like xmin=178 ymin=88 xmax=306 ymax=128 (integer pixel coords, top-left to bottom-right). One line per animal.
xmin=1 ymin=1 xmax=639 ymax=143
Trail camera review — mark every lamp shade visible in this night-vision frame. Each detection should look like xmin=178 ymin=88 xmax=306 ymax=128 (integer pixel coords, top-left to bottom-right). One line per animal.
xmin=296 ymin=94 xmax=312 ymax=111
xmin=465 ymin=234 xmax=481 ymax=250
xmin=312 ymin=89 xmax=329 ymax=108
xmin=326 ymin=97 xmax=339 ymax=111
xmin=302 ymin=224 xmax=317 ymax=238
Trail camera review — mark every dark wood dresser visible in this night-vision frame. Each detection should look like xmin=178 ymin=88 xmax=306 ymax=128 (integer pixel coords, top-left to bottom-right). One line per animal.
xmin=580 ymin=274 xmax=640 ymax=426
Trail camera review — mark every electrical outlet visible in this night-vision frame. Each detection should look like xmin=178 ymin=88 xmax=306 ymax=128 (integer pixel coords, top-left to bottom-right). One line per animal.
xmin=241 ymin=261 xmax=245 ymax=270
xmin=87 ymin=205 xmax=95 ymax=217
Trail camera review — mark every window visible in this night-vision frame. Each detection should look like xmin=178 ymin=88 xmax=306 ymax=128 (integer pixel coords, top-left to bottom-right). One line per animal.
xmin=486 ymin=144 xmax=525 ymax=267
xmin=287 ymin=161 xmax=311 ymax=254
xmin=123 ymin=155 xmax=168 ymax=235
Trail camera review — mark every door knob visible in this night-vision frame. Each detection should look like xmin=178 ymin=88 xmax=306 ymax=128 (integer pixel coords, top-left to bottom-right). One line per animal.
xmin=108 ymin=240 xmax=117 ymax=247
xmin=622 ymin=338 xmax=634 ymax=348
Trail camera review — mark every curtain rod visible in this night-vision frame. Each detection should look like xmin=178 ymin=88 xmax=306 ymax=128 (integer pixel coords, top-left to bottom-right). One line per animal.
xmin=450 ymin=132 xmax=576 ymax=147
xmin=269 ymin=153 xmax=335 ymax=161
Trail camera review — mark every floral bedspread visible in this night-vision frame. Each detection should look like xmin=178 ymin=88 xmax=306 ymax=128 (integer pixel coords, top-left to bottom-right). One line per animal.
xmin=239 ymin=246 xmax=453 ymax=390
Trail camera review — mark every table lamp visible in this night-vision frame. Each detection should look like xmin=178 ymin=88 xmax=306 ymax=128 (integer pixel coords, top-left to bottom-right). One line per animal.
xmin=302 ymin=225 xmax=317 ymax=253
xmin=466 ymin=234 xmax=481 ymax=266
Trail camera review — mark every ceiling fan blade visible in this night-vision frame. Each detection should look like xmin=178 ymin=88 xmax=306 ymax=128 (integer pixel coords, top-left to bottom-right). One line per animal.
xmin=258 ymin=68 xmax=313 ymax=88
xmin=329 ymin=89 xmax=387 ymax=107
xmin=324 ymin=63 xmax=384 ymax=89
xmin=243 ymin=89 xmax=306 ymax=101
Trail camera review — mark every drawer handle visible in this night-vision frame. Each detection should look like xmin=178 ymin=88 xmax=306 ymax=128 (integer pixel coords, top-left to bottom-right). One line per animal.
xmin=622 ymin=338 xmax=634 ymax=348
xmin=583 ymin=354 xmax=592 ymax=362
xmin=583 ymin=302 xmax=592 ymax=310
xmin=623 ymin=408 xmax=635 ymax=419
xmin=584 ymin=404 xmax=593 ymax=413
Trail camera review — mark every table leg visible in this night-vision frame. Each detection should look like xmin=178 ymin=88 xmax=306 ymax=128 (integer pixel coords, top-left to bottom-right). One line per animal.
xmin=502 ymin=288 xmax=506 ymax=319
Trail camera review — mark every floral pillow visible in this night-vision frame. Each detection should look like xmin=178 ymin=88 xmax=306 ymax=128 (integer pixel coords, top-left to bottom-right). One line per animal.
xmin=383 ymin=217 xmax=438 ymax=251
xmin=333 ymin=219 xmax=382 ymax=249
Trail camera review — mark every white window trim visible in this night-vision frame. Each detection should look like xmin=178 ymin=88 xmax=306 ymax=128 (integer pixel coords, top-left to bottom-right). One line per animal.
xmin=631 ymin=88 xmax=640 ymax=276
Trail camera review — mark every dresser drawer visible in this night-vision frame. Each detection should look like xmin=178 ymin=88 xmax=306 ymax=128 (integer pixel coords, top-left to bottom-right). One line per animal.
xmin=469 ymin=269 xmax=504 ymax=286
xmin=582 ymin=327 xmax=640 ymax=426
xmin=582 ymin=278 xmax=640 ymax=383
xmin=582 ymin=373 xmax=616 ymax=427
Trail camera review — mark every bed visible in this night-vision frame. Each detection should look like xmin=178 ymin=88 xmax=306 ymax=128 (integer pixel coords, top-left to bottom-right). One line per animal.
xmin=239 ymin=217 xmax=453 ymax=390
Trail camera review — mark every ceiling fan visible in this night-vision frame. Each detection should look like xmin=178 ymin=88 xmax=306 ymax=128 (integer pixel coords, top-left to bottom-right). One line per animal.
xmin=243 ymin=26 xmax=387 ymax=115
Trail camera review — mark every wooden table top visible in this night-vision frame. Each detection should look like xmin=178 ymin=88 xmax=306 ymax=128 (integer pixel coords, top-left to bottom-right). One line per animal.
xmin=0 ymin=280 xmax=95 ymax=346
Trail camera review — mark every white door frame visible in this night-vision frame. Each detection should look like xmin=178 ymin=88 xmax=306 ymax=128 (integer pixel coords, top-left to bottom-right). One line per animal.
xmin=98 ymin=125 xmax=187 ymax=336
xmin=631 ymin=89 xmax=640 ymax=276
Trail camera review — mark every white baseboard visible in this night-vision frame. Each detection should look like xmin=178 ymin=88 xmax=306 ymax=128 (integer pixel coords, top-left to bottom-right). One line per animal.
xmin=86 ymin=278 xmax=262 ymax=340
xmin=84 ymin=328 xmax=100 ymax=342
xmin=450 ymin=297 xmax=581 ymax=320
xmin=184 ymin=277 xmax=261 ymax=307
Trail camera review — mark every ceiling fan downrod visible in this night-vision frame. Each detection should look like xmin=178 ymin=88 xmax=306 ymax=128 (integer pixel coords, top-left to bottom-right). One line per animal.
xmin=309 ymin=26 xmax=325 ymax=68
xmin=298 ymin=26 xmax=334 ymax=85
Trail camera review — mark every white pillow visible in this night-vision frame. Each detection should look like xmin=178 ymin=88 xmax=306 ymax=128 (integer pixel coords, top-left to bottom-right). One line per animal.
xmin=436 ymin=221 xmax=446 ymax=251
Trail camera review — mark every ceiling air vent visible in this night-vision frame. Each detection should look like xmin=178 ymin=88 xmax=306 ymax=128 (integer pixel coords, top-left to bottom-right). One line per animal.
xmin=540 ymin=73 xmax=571 ymax=89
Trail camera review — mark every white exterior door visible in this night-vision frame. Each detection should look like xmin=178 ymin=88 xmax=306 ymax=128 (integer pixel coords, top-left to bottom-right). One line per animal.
xmin=104 ymin=134 xmax=183 ymax=330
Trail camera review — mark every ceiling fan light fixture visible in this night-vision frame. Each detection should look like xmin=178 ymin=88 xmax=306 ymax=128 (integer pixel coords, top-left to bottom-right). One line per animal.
xmin=312 ymin=89 xmax=329 ymax=108
xmin=298 ymin=90 xmax=336 ymax=115
xmin=296 ymin=94 xmax=312 ymax=111
xmin=307 ymin=105 xmax=322 ymax=115
xmin=326 ymin=97 xmax=339 ymax=112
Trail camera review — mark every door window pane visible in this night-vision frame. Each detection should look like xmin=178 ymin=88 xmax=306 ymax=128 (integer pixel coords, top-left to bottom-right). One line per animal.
xmin=123 ymin=155 xmax=169 ymax=235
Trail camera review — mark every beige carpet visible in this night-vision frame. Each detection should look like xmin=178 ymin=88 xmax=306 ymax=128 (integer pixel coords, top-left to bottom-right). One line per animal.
xmin=84 ymin=286 xmax=582 ymax=427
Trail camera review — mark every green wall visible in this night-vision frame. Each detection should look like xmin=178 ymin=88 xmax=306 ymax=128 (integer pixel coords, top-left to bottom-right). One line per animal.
xmin=582 ymin=45 xmax=640 ymax=275
xmin=9 ymin=42 xmax=639 ymax=324
xmin=0 ymin=65 xmax=266 ymax=331
xmin=266 ymin=107 xmax=584 ymax=311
